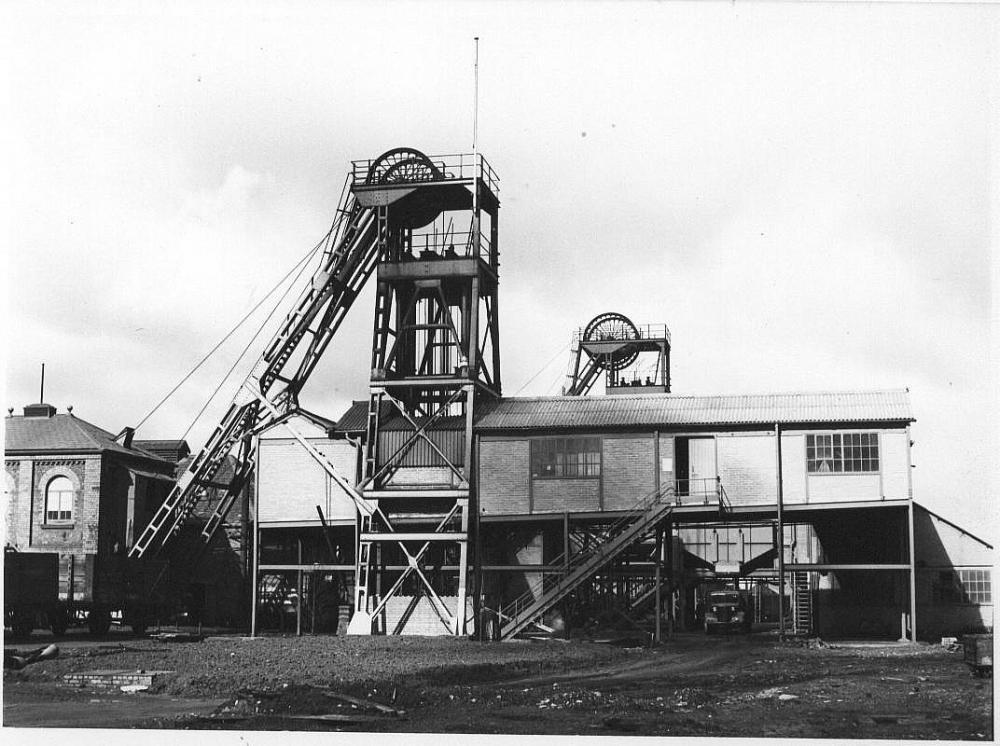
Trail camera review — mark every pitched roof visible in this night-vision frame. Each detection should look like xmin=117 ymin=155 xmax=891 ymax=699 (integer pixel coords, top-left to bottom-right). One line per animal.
xmin=134 ymin=439 xmax=191 ymax=463
xmin=331 ymin=401 xmax=466 ymax=433
xmin=4 ymin=413 xmax=174 ymax=465
xmin=333 ymin=390 xmax=914 ymax=434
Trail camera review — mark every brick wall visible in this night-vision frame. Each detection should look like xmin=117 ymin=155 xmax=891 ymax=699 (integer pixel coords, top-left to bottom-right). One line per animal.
xmin=24 ymin=457 xmax=102 ymax=603
xmin=381 ymin=595 xmax=475 ymax=635
xmin=4 ymin=459 xmax=26 ymax=547
xmin=479 ymin=439 xmax=530 ymax=515
xmin=532 ymin=478 xmax=600 ymax=513
xmin=385 ymin=466 xmax=460 ymax=488
xmin=717 ymin=434 xmax=777 ymax=506
xmin=602 ymin=435 xmax=656 ymax=510
xmin=30 ymin=458 xmax=93 ymax=552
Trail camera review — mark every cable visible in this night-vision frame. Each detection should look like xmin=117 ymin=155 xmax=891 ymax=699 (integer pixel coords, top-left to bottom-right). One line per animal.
xmin=179 ymin=230 xmax=326 ymax=443
xmin=512 ymin=341 xmax=571 ymax=397
xmin=135 ymin=229 xmax=331 ymax=432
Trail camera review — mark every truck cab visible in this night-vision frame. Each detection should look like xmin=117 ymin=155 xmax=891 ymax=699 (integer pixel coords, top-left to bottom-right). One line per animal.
xmin=703 ymin=589 xmax=752 ymax=634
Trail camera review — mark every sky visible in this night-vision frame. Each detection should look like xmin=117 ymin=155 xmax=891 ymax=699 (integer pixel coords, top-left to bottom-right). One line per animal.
xmin=2 ymin=1 xmax=997 ymax=534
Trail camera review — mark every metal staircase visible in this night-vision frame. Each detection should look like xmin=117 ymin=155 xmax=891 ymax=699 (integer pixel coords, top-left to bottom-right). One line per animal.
xmin=129 ymin=179 xmax=381 ymax=561
xmin=792 ymin=570 xmax=812 ymax=635
xmin=496 ymin=486 xmax=675 ymax=640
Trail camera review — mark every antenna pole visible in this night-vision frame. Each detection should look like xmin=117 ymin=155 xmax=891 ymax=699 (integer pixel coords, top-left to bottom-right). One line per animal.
xmin=473 ymin=36 xmax=479 ymax=153
xmin=472 ymin=36 xmax=481 ymax=257
xmin=40 ymin=363 xmax=45 ymax=403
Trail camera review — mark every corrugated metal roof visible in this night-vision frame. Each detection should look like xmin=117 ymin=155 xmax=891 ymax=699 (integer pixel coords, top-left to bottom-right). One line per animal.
xmin=332 ymin=401 xmax=467 ymax=433
xmin=332 ymin=390 xmax=913 ymax=433
xmin=474 ymin=391 xmax=913 ymax=430
xmin=4 ymin=413 xmax=173 ymax=464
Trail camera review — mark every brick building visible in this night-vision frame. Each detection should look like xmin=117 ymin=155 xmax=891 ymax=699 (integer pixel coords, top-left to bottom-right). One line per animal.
xmin=4 ymin=402 xmax=177 ymax=632
xmin=251 ymin=390 xmax=991 ymax=641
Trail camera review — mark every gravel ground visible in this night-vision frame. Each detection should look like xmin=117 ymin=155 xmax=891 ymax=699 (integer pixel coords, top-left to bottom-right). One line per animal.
xmin=4 ymin=632 xmax=993 ymax=738
xmin=3 ymin=634 xmax=630 ymax=698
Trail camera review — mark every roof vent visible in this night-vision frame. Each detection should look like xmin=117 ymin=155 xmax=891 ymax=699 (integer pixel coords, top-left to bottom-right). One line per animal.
xmin=23 ymin=403 xmax=57 ymax=418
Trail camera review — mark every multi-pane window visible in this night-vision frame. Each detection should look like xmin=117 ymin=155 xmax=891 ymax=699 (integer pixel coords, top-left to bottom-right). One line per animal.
xmin=960 ymin=569 xmax=993 ymax=604
xmin=806 ymin=433 xmax=879 ymax=473
xmin=531 ymin=437 xmax=601 ymax=478
xmin=933 ymin=569 xmax=992 ymax=604
xmin=45 ymin=476 xmax=74 ymax=522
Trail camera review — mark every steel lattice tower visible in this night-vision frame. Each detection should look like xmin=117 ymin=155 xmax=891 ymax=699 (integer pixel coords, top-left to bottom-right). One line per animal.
xmin=347 ymin=148 xmax=501 ymax=635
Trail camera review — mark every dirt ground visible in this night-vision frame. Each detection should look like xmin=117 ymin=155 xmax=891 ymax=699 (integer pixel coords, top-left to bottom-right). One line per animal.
xmin=3 ymin=630 xmax=993 ymax=739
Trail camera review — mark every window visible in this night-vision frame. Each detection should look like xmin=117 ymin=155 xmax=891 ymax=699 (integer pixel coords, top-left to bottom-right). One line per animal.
xmin=933 ymin=569 xmax=992 ymax=604
xmin=45 ymin=476 xmax=74 ymax=522
xmin=960 ymin=569 xmax=993 ymax=604
xmin=806 ymin=433 xmax=879 ymax=473
xmin=531 ymin=437 xmax=601 ymax=478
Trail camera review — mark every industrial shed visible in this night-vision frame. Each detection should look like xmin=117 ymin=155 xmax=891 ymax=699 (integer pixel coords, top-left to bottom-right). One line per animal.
xmin=252 ymin=388 xmax=992 ymax=641
xmin=114 ymin=146 xmax=988 ymax=644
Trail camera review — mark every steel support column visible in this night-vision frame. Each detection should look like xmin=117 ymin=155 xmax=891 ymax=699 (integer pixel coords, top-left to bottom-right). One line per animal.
xmin=775 ymin=423 xmax=786 ymax=638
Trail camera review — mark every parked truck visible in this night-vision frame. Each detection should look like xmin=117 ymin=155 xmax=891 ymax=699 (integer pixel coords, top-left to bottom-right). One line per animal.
xmin=702 ymin=588 xmax=753 ymax=634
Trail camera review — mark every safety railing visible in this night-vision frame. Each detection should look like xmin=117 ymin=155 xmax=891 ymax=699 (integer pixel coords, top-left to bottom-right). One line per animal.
xmin=494 ymin=482 xmax=676 ymax=636
xmin=572 ymin=322 xmax=671 ymax=345
xmin=351 ymin=152 xmax=500 ymax=195
xmin=407 ymin=228 xmax=494 ymax=262
xmin=674 ymin=477 xmax=730 ymax=511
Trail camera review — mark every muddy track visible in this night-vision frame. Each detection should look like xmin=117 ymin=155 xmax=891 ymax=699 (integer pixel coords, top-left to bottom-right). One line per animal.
xmin=504 ymin=646 xmax=732 ymax=687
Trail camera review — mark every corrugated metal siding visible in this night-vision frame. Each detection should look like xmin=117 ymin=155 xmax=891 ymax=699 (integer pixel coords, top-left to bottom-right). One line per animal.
xmin=472 ymin=390 xmax=913 ymax=431
xmin=377 ymin=429 xmax=464 ymax=469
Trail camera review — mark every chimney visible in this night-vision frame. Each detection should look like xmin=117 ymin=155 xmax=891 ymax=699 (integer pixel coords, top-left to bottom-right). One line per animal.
xmin=23 ymin=403 xmax=57 ymax=418
xmin=114 ymin=426 xmax=136 ymax=449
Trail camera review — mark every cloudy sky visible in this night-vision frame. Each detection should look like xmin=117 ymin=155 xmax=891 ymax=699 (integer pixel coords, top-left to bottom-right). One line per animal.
xmin=3 ymin=1 xmax=996 ymax=533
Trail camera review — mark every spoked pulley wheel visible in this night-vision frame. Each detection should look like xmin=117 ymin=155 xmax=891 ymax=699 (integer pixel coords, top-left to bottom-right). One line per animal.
xmin=366 ymin=147 xmax=441 ymax=185
xmin=582 ymin=312 xmax=640 ymax=370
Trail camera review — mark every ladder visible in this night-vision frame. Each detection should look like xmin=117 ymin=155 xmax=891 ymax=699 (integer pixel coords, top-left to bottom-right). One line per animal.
xmin=562 ymin=329 xmax=603 ymax=396
xmin=496 ymin=487 xmax=675 ymax=640
xmin=129 ymin=180 xmax=381 ymax=561
xmin=792 ymin=570 xmax=812 ymax=635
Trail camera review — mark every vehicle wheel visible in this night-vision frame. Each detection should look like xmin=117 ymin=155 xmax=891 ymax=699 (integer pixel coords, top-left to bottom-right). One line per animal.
xmin=88 ymin=608 xmax=112 ymax=636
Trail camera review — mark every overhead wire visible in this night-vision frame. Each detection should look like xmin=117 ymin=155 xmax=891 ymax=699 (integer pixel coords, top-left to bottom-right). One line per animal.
xmin=135 ymin=227 xmax=332 ymax=433
xmin=511 ymin=340 xmax=571 ymax=397
xmin=179 ymin=233 xmax=327 ymax=443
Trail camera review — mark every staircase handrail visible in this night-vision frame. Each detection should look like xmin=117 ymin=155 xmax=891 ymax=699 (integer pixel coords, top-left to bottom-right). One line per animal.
xmin=495 ymin=482 xmax=676 ymax=628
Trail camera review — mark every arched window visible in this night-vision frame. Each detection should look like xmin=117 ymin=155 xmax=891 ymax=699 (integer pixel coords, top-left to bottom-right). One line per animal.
xmin=45 ymin=476 xmax=74 ymax=523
